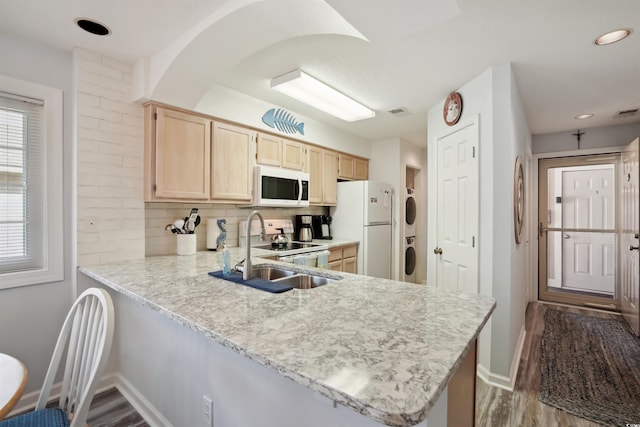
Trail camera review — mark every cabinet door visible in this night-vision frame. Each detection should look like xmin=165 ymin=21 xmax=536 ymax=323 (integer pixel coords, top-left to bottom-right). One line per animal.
xmin=154 ymin=107 xmax=211 ymax=200
xmin=307 ymin=146 xmax=323 ymax=204
xmin=256 ymin=133 xmax=281 ymax=167
xmin=354 ymin=158 xmax=369 ymax=180
xmin=212 ymin=122 xmax=255 ymax=202
xmin=328 ymin=260 xmax=343 ymax=272
xmin=282 ymin=139 xmax=304 ymax=170
xmin=342 ymin=257 xmax=357 ymax=273
xmin=338 ymin=153 xmax=355 ymax=180
xmin=323 ymin=150 xmax=338 ymax=205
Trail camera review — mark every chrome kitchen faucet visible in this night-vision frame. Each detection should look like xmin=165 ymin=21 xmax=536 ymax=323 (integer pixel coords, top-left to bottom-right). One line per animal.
xmin=243 ymin=210 xmax=266 ymax=281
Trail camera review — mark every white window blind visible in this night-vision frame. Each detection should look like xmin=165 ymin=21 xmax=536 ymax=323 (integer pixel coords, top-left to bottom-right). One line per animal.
xmin=0 ymin=92 xmax=46 ymax=273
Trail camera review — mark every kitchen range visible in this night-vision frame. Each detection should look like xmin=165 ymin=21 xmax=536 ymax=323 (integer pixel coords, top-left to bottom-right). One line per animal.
xmin=238 ymin=218 xmax=329 ymax=266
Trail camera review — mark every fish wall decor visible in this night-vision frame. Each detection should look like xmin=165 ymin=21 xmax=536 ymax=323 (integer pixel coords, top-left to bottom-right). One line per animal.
xmin=262 ymin=108 xmax=305 ymax=135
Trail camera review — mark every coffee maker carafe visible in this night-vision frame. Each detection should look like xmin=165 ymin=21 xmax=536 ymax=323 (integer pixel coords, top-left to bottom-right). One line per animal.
xmin=295 ymin=215 xmax=313 ymax=242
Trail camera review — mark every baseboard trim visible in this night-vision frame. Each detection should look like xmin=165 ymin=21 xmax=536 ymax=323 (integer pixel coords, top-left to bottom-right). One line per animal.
xmin=9 ymin=372 xmax=171 ymax=427
xmin=113 ymin=373 xmax=172 ymax=427
xmin=476 ymin=326 xmax=526 ymax=392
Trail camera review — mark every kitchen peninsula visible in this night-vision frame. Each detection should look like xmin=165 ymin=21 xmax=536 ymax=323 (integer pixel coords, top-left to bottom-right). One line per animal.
xmin=78 ymin=248 xmax=495 ymax=427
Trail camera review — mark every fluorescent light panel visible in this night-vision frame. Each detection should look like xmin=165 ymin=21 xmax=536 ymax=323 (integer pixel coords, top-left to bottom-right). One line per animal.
xmin=271 ymin=70 xmax=375 ymax=122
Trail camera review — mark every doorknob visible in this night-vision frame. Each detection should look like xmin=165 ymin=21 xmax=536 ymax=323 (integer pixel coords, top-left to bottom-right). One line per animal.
xmin=635 ymin=232 xmax=639 ymax=239
xmin=630 ymin=245 xmax=639 ymax=251
xmin=433 ymin=247 xmax=443 ymax=255
xmin=563 ymin=234 xmax=571 ymax=239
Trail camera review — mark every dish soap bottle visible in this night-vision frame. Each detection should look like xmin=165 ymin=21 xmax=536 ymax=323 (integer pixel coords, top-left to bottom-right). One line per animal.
xmin=222 ymin=245 xmax=231 ymax=276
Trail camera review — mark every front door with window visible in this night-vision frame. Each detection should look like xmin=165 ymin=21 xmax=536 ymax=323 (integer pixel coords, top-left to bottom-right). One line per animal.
xmin=538 ymin=155 xmax=620 ymax=308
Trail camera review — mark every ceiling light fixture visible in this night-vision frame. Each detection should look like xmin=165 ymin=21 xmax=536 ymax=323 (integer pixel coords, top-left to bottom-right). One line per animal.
xmin=575 ymin=114 xmax=594 ymax=119
xmin=270 ymin=70 xmax=375 ymax=122
xmin=594 ymin=28 xmax=631 ymax=45
xmin=75 ymin=18 xmax=111 ymax=36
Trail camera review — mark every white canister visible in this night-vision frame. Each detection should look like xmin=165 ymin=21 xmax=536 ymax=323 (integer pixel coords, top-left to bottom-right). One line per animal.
xmin=176 ymin=234 xmax=196 ymax=255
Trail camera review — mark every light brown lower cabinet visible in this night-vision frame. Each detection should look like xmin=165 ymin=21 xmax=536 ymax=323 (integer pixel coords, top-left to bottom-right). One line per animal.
xmin=447 ymin=339 xmax=477 ymax=427
xmin=328 ymin=244 xmax=357 ymax=273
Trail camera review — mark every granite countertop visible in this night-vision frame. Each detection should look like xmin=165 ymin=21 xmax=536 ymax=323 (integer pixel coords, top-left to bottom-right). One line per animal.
xmin=313 ymin=238 xmax=360 ymax=248
xmin=78 ymin=248 xmax=495 ymax=427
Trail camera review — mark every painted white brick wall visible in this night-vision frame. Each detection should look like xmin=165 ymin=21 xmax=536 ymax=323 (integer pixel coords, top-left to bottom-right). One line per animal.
xmin=76 ymin=49 xmax=145 ymax=266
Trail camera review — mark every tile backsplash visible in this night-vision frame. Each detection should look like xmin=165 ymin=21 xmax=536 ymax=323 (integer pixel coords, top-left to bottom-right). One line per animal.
xmin=145 ymin=203 xmax=326 ymax=256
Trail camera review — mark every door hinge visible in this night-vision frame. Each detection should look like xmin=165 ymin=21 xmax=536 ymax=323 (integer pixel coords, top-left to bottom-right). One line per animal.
xmin=154 ymin=112 xmax=157 ymax=120
xmin=472 ymin=146 xmax=476 ymax=158
xmin=472 ymin=236 xmax=475 ymax=248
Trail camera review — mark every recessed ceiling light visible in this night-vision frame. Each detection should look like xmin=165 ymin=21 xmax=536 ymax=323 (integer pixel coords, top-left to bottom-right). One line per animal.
xmin=75 ymin=18 xmax=111 ymax=36
xmin=575 ymin=114 xmax=594 ymax=120
xmin=594 ymin=29 xmax=631 ymax=45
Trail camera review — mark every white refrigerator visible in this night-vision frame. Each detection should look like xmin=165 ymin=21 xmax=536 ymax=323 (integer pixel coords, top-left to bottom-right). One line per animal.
xmin=330 ymin=181 xmax=392 ymax=279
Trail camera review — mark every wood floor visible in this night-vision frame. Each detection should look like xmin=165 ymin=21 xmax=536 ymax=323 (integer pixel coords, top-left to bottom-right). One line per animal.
xmin=475 ymin=301 xmax=620 ymax=427
xmin=85 ymin=387 xmax=149 ymax=427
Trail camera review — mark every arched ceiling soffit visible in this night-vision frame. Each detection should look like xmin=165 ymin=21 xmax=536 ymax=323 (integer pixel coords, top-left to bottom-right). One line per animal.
xmin=147 ymin=0 xmax=367 ymax=109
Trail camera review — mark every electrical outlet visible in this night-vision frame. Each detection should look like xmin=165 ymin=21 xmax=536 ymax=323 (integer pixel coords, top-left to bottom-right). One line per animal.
xmin=202 ymin=395 xmax=213 ymax=427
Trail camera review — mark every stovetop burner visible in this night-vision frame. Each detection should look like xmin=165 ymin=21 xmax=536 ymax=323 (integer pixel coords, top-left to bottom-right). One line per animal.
xmin=253 ymin=242 xmax=321 ymax=251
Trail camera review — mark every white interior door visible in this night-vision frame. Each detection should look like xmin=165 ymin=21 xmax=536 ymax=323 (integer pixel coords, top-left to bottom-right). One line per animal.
xmin=561 ymin=168 xmax=616 ymax=293
xmin=435 ymin=122 xmax=478 ymax=294
xmin=621 ymin=138 xmax=639 ymax=336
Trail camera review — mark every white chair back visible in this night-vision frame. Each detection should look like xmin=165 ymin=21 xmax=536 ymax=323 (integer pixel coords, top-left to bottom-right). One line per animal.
xmin=35 ymin=288 xmax=114 ymax=427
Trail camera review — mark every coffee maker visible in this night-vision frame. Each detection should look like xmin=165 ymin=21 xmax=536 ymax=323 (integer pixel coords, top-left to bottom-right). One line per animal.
xmin=311 ymin=215 xmax=332 ymax=240
xmin=295 ymin=215 xmax=313 ymax=242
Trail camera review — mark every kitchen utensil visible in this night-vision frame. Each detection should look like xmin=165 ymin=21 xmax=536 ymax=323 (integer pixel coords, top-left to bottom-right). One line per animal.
xmin=271 ymin=227 xmax=290 ymax=249
xmin=185 ymin=208 xmax=199 ymax=233
xmin=174 ymin=219 xmax=185 ymax=231
xmin=165 ymin=224 xmax=182 ymax=234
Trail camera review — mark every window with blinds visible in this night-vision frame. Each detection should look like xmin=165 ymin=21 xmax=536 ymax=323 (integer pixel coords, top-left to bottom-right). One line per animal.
xmin=0 ymin=93 xmax=45 ymax=274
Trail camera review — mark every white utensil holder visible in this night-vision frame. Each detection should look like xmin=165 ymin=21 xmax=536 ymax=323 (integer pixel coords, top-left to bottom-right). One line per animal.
xmin=176 ymin=234 xmax=196 ymax=255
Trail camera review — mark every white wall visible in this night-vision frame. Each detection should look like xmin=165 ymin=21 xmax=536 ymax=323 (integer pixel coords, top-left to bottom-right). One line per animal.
xmin=427 ymin=63 xmax=531 ymax=387
xmin=75 ymin=49 xmax=146 ymax=266
xmin=532 ymin=121 xmax=640 ymax=154
xmin=0 ymin=35 xmax=74 ymax=394
xmin=196 ymin=84 xmax=372 ymax=158
xmin=427 ymin=68 xmax=494 ymax=375
xmin=368 ymin=139 xmax=427 ymax=283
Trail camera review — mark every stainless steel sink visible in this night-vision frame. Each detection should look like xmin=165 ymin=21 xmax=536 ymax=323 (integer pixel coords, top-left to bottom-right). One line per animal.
xmin=273 ymin=274 xmax=338 ymax=289
xmin=252 ymin=265 xmax=297 ymax=281
xmin=251 ymin=265 xmax=341 ymax=289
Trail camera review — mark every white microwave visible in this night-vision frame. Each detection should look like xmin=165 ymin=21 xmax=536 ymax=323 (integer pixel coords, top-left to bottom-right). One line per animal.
xmin=254 ymin=165 xmax=310 ymax=207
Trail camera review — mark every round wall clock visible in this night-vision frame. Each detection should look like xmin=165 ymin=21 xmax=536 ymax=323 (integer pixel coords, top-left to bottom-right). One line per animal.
xmin=443 ymin=92 xmax=463 ymax=126
xmin=514 ymin=155 xmax=525 ymax=244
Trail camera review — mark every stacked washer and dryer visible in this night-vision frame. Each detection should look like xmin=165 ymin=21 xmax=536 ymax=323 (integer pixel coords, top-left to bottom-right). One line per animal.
xmin=404 ymin=188 xmax=417 ymax=283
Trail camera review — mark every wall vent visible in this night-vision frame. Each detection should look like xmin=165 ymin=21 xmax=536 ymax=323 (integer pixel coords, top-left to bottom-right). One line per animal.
xmin=388 ymin=107 xmax=409 ymax=116
xmin=613 ymin=108 xmax=639 ymax=118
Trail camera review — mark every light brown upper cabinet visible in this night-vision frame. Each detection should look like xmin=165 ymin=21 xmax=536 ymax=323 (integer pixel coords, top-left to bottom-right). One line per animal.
xmin=304 ymin=146 xmax=337 ymax=206
xmin=338 ymin=153 xmax=355 ymax=180
xmin=354 ymin=157 xmax=369 ymax=180
xmin=212 ymin=122 xmax=256 ymax=203
xmin=282 ymin=139 xmax=304 ymax=170
xmin=256 ymin=133 xmax=282 ymax=167
xmin=305 ymin=145 xmax=323 ymax=204
xmin=322 ymin=150 xmax=338 ymax=205
xmin=144 ymin=105 xmax=211 ymax=201
xmin=257 ymin=133 xmax=304 ymax=171
xmin=338 ymin=153 xmax=369 ymax=181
